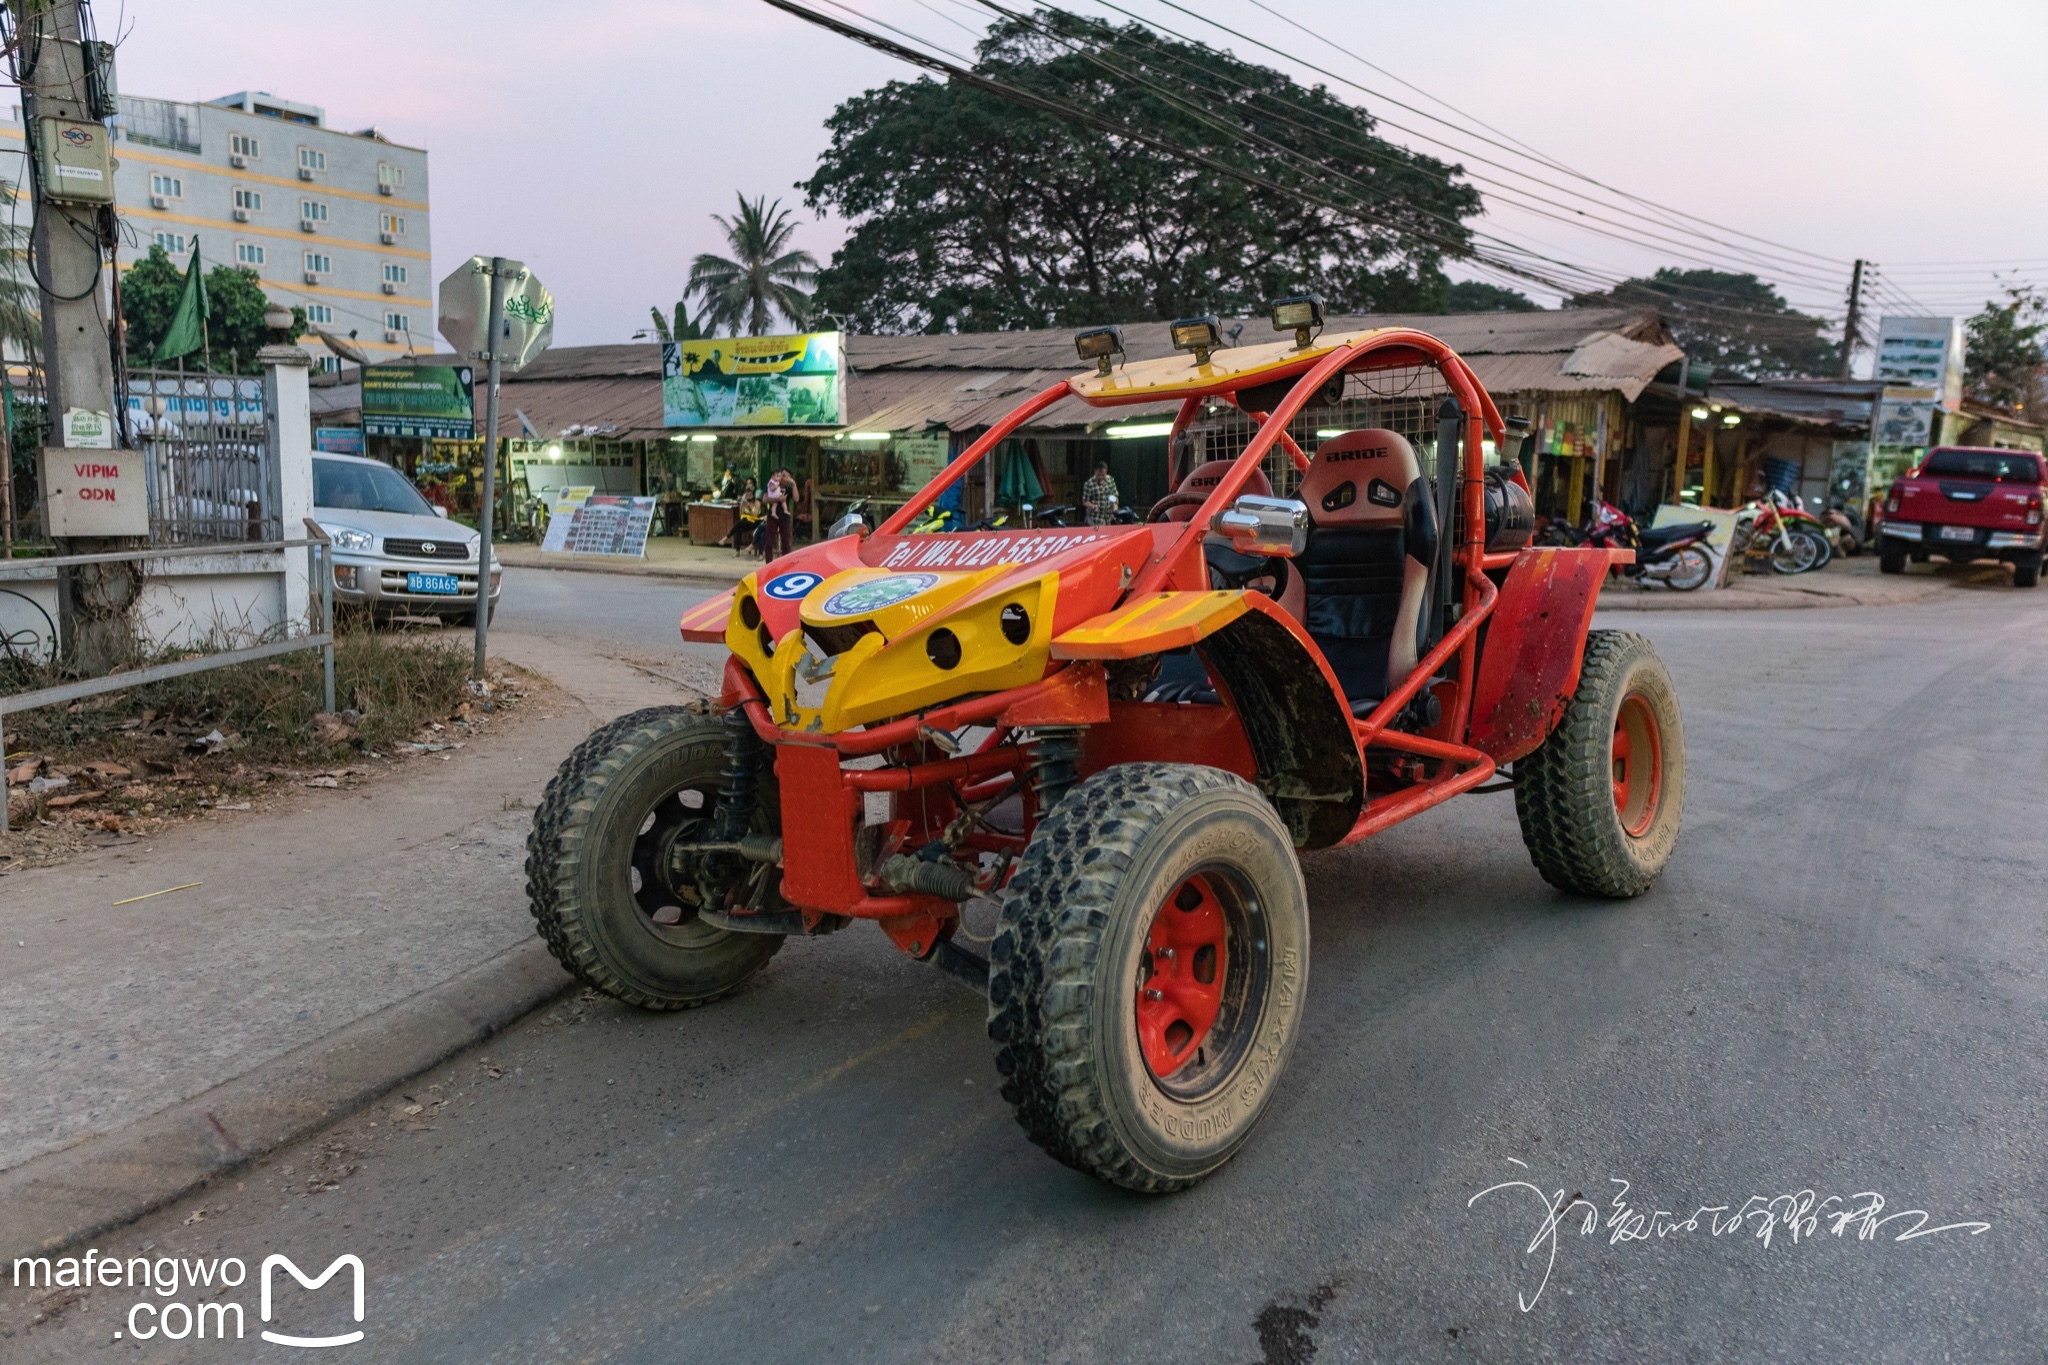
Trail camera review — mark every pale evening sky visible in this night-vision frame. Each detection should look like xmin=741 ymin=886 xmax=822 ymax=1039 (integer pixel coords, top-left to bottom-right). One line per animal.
xmin=102 ymin=0 xmax=2048 ymax=352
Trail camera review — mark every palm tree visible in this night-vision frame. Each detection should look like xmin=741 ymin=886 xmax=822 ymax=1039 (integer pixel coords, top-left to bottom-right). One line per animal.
xmin=686 ymin=195 xmax=817 ymax=336
xmin=0 ymin=217 xmax=39 ymax=365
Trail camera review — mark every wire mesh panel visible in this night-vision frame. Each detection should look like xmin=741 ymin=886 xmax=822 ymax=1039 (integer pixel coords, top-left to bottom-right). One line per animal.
xmin=1179 ymin=362 xmax=1456 ymax=499
xmin=128 ymin=370 xmax=276 ymax=545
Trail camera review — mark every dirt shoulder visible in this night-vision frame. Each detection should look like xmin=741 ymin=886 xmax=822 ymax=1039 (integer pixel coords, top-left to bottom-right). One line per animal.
xmin=1598 ymin=551 xmax=2014 ymax=611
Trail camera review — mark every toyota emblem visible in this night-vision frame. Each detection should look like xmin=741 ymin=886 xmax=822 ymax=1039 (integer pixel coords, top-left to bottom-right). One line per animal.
xmin=420 ymin=543 xmax=436 ymax=555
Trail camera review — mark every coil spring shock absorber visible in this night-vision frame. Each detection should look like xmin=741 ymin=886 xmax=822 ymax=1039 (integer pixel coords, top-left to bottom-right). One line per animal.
xmin=1025 ymin=727 xmax=1085 ymax=819
xmin=698 ymin=707 xmax=763 ymax=903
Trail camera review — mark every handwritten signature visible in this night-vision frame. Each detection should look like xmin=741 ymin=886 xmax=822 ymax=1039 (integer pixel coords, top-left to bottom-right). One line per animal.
xmin=1468 ymin=1160 xmax=1991 ymax=1311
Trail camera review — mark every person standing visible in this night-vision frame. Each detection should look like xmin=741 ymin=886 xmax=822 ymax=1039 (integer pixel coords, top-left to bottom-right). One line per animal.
xmin=763 ymin=469 xmax=793 ymax=560
xmin=1082 ymin=460 xmax=1121 ymax=526
xmin=733 ymin=477 xmax=763 ymax=556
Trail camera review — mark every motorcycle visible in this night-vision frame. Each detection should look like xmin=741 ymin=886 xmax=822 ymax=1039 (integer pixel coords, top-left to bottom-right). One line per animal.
xmin=1540 ymin=501 xmax=1718 ymax=591
xmin=1732 ymin=491 xmax=1829 ymax=574
xmin=827 ymin=499 xmax=869 ymax=539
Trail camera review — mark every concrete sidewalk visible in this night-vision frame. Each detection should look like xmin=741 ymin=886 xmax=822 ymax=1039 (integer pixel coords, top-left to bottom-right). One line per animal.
xmin=0 ymin=628 xmax=716 ymax=1251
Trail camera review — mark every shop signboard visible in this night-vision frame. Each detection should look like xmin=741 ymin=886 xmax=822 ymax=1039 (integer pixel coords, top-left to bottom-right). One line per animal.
xmin=1874 ymin=317 xmax=1964 ymax=412
xmin=663 ymin=332 xmax=842 ymax=428
xmin=316 ymin=427 xmax=365 ymax=455
xmin=362 ymin=364 xmax=476 ymax=439
xmin=1873 ymin=385 xmax=1940 ymax=449
xmin=893 ymin=432 xmax=950 ymax=490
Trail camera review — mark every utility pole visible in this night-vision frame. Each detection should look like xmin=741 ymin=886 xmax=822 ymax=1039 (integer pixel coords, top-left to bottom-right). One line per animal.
xmin=1840 ymin=259 xmax=1866 ymax=380
xmin=19 ymin=0 xmax=136 ymax=672
xmin=472 ymin=258 xmax=510 ymax=678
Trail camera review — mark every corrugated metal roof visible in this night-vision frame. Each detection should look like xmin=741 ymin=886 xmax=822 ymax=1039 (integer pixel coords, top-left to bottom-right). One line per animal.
xmin=1704 ymin=379 xmax=1882 ymax=432
xmin=846 ymin=307 xmax=1665 ymax=372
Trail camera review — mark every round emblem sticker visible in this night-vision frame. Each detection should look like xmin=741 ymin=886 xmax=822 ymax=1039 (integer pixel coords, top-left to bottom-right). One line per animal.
xmin=821 ymin=573 xmax=940 ymax=618
xmin=762 ymin=570 xmax=824 ymax=601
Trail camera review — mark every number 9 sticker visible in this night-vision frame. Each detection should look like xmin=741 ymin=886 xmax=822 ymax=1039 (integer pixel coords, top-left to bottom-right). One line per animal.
xmin=762 ymin=570 xmax=823 ymax=601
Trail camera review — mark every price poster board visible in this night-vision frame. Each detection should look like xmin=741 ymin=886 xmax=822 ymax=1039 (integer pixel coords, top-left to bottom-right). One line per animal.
xmin=542 ymin=494 xmax=656 ymax=558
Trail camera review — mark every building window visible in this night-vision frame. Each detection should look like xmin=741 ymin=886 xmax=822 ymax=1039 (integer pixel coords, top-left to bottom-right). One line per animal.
xmin=303 ymin=251 xmax=332 ymax=274
xmin=300 ymin=199 xmax=328 ymax=223
xmin=235 ymin=242 xmax=265 ymax=266
xmin=377 ymin=161 xmax=404 ymax=188
xmin=379 ymin=212 xmax=405 ymax=236
xmin=382 ymin=263 xmax=407 ymax=285
xmin=385 ymin=312 xmax=410 ymax=332
xmin=298 ymin=146 xmax=326 ymax=172
xmin=233 ymin=187 xmax=262 ymax=212
xmin=149 ymin=172 xmax=183 ymax=199
xmin=305 ymin=303 xmax=334 ymax=324
xmin=152 ymin=231 xmax=187 ymax=255
xmin=230 ymin=132 xmax=261 ymax=159
xmin=314 ymin=354 xmax=341 ymax=375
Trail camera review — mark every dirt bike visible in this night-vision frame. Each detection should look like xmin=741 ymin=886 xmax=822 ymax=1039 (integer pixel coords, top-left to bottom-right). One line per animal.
xmin=1731 ymin=493 xmax=1827 ymax=574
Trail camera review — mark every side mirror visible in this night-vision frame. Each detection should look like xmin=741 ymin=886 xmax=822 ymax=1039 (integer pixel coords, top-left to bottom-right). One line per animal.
xmin=432 ymin=505 xmax=450 ymax=519
xmin=1215 ymin=494 xmax=1308 ymax=557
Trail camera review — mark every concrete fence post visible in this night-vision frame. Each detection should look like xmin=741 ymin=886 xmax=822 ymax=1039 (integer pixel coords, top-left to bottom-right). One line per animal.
xmin=262 ymin=345 xmax=316 ymax=634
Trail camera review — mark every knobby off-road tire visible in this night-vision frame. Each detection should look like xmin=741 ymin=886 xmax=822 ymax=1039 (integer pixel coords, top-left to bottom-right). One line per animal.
xmin=1516 ymin=631 xmax=1684 ymax=899
xmin=987 ymin=763 xmax=1309 ymax=1193
xmin=526 ymin=705 xmax=780 ymax=1009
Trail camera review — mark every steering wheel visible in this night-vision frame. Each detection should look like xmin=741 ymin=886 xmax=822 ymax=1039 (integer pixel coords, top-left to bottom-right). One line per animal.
xmin=1204 ymin=542 xmax=1290 ymax=602
xmin=1147 ymin=491 xmax=1210 ymax=522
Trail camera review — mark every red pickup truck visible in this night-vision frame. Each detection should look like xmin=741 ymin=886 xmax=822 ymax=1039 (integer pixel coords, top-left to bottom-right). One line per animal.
xmin=1879 ymin=446 xmax=2046 ymax=587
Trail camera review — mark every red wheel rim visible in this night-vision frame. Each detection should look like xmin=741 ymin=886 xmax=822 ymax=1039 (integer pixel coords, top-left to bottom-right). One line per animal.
xmin=1136 ymin=874 xmax=1229 ymax=1080
xmin=1611 ymin=693 xmax=1662 ymax=838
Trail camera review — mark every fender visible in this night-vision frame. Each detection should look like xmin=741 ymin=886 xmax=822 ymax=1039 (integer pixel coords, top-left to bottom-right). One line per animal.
xmin=1048 ymin=589 xmax=1251 ymax=659
xmin=1467 ymin=546 xmax=1627 ymax=763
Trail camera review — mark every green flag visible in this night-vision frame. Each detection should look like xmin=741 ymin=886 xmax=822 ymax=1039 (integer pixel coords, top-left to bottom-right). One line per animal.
xmin=151 ymin=240 xmax=208 ymax=364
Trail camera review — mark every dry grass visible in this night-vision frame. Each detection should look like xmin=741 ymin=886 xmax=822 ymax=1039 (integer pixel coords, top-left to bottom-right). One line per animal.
xmin=2 ymin=625 xmax=533 ymax=859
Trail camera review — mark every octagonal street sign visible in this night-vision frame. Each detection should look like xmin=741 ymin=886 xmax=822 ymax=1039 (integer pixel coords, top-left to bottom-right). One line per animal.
xmin=438 ymin=257 xmax=554 ymax=370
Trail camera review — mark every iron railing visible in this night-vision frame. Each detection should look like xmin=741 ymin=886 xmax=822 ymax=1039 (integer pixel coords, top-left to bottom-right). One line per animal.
xmin=128 ymin=368 xmax=277 ymax=546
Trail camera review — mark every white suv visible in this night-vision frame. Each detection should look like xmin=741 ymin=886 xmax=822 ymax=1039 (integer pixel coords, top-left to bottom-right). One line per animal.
xmin=313 ymin=454 xmax=502 ymax=623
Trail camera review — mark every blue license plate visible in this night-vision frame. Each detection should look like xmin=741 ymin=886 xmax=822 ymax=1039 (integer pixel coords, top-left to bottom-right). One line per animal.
xmin=406 ymin=572 xmax=462 ymax=595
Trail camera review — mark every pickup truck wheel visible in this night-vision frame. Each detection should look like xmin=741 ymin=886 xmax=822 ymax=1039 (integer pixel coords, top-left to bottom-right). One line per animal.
xmin=1516 ymin=631 xmax=1684 ymax=898
xmin=987 ymin=762 xmax=1308 ymax=1193
xmin=526 ymin=706 xmax=780 ymax=1010
xmin=1878 ymin=541 xmax=1908 ymax=575
xmin=2015 ymin=554 xmax=2041 ymax=588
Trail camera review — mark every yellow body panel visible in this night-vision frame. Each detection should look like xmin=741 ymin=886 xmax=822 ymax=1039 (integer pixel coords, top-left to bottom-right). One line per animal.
xmin=730 ymin=564 xmax=1061 ymax=732
xmin=1049 ymin=590 xmax=1250 ymax=660
xmin=1067 ymin=328 xmax=1390 ymax=403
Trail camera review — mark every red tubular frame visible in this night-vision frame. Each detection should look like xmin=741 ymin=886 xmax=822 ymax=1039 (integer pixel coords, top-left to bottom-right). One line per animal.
xmin=722 ymin=330 xmax=1531 ymax=920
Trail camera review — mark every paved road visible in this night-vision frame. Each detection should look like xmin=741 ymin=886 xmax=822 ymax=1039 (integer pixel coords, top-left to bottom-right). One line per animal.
xmin=12 ymin=577 xmax=2046 ymax=1363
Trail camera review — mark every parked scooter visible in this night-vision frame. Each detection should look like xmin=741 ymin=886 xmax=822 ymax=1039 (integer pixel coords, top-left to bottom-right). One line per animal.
xmin=827 ymin=499 xmax=869 ymax=539
xmin=1540 ymin=501 xmax=1718 ymax=591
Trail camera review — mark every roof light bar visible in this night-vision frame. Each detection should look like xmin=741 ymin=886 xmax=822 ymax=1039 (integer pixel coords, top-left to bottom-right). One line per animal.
xmin=1074 ymin=324 xmax=1124 ymax=376
xmin=1168 ymin=315 xmax=1222 ymax=366
xmin=1269 ymin=294 xmax=1324 ymax=350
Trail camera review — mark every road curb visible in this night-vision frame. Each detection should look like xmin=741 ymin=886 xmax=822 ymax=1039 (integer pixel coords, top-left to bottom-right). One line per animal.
xmin=0 ymin=938 xmax=573 ymax=1254
xmin=495 ymin=548 xmax=743 ymax=590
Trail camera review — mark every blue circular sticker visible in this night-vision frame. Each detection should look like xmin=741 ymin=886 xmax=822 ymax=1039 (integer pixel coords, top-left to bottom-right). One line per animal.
xmin=821 ymin=573 xmax=940 ymax=618
xmin=763 ymin=570 xmax=824 ymax=601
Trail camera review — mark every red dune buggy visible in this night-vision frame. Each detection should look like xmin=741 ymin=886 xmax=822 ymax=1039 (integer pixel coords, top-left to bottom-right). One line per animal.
xmin=526 ymin=309 xmax=1685 ymax=1192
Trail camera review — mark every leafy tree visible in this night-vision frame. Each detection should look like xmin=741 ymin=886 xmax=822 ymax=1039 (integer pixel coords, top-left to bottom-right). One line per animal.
xmin=1441 ymin=280 xmax=1538 ymax=313
xmin=120 ymin=244 xmax=304 ymax=373
xmin=647 ymin=300 xmax=707 ymax=344
xmin=1569 ymin=268 xmax=1837 ymax=379
xmin=685 ymin=195 xmax=817 ymax=336
xmin=802 ymin=9 xmax=1479 ymax=333
xmin=1963 ymin=284 xmax=2046 ymax=412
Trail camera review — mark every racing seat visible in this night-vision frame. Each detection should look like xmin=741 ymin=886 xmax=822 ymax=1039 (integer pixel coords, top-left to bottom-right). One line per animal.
xmin=1292 ymin=429 xmax=1438 ymax=713
xmin=1143 ymin=462 xmax=1291 ymax=705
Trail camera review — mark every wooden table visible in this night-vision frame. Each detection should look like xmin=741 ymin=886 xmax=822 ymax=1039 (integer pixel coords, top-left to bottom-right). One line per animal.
xmin=688 ymin=501 xmax=738 ymax=547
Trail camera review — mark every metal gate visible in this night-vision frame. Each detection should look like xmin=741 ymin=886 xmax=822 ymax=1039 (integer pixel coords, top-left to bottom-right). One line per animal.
xmin=128 ymin=368 xmax=277 ymax=545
